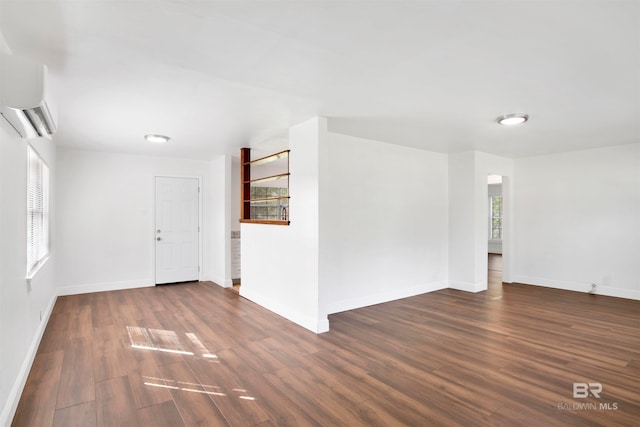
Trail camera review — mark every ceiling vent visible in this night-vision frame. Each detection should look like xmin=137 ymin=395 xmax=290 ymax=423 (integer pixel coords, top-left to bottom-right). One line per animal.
xmin=0 ymin=54 xmax=57 ymax=139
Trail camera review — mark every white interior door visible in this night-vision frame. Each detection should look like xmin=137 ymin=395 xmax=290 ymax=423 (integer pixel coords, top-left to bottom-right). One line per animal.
xmin=155 ymin=177 xmax=199 ymax=284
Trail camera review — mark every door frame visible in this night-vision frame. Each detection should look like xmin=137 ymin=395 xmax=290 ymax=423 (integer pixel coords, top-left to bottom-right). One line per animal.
xmin=153 ymin=175 xmax=203 ymax=284
xmin=482 ymin=174 xmax=512 ymax=285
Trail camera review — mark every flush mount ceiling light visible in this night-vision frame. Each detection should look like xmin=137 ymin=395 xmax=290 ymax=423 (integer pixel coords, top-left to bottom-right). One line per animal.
xmin=144 ymin=134 xmax=170 ymax=143
xmin=496 ymin=113 xmax=529 ymax=126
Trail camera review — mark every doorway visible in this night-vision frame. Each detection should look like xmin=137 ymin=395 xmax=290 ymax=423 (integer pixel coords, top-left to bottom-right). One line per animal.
xmin=155 ymin=176 xmax=200 ymax=284
xmin=488 ymin=174 xmax=504 ymax=297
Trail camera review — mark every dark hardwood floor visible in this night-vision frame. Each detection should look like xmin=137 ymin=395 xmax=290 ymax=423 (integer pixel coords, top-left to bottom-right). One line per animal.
xmin=12 ymin=258 xmax=640 ymax=426
xmin=488 ymin=253 xmax=503 ymax=300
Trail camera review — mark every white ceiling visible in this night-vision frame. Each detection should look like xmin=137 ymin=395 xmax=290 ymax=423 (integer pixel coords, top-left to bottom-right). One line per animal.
xmin=0 ymin=0 xmax=638 ymax=160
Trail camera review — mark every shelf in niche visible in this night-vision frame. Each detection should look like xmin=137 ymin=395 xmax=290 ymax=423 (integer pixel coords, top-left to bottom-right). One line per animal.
xmin=244 ymin=196 xmax=290 ymax=203
xmin=239 ymin=219 xmax=290 ymax=226
xmin=243 ymin=150 xmax=289 ymax=166
xmin=240 ymin=147 xmax=290 ymax=225
xmin=245 ymin=172 xmax=289 ymax=185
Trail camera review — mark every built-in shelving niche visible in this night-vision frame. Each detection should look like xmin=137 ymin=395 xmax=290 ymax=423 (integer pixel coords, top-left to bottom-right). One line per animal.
xmin=240 ymin=147 xmax=290 ymax=226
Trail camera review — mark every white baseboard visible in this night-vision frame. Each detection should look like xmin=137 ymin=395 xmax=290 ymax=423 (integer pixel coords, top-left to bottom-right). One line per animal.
xmin=240 ymin=287 xmax=328 ymax=334
xmin=326 ymin=280 xmax=449 ymax=315
xmin=205 ymin=275 xmax=232 ymax=288
xmin=449 ymin=280 xmax=486 ymax=293
xmin=513 ymin=276 xmax=640 ymax=300
xmin=316 ymin=317 xmax=330 ymax=334
xmin=0 ymin=294 xmax=57 ymax=427
xmin=57 ymin=279 xmax=154 ymax=296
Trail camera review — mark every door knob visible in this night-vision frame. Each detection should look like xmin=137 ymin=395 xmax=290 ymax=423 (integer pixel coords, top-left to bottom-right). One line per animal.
xmin=156 ymin=237 xmax=161 ymax=241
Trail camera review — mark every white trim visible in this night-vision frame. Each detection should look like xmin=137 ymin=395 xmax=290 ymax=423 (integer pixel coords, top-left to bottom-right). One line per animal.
xmin=317 ymin=317 xmax=330 ymax=334
xmin=153 ymin=175 xmax=203 ymax=285
xmin=449 ymin=280 xmax=486 ymax=293
xmin=25 ymin=254 xmax=49 ymax=282
xmin=240 ymin=287 xmax=328 ymax=333
xmin=326 ymin=280 xmax=448 ymax=315
xmin=208 ymin=275 xmax=232 ymax=288
xmin=513 ymin=276 xmax=640 ymax=300
xmin=57 ymin=279 xmax=154 ymax=296
xmin=0 ymin=294 xmax=56 ymax=427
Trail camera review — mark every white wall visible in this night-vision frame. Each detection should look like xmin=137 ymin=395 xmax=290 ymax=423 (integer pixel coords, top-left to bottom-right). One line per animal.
xmin=320 ymin=132 xmax=449 ymax=315
xmin=231 ymin=156 xmax=241 ymax=233
xmin=55 ymin=148 xmax=231 ymax=293
xmin=210 ymin=154 xmax=233 ymax=287
xmin=488 ymin=183 xmax=502 ymax=197
xmin=240 ymin=117 xmax=325 ymax=333
xmin=448 ymin=152 xmax=478 ymax=291
xmin=241 ymin=119 xmax=450 ymax=332
xmin=488 ymin=183 xmax=502 ymax=254
xmin=513 ymin=143 xmax=640 ymax=299
xmin=0 ymin=127 xmax=57 ymax=426
xmin=230 ymin=156 xmax=242 ymax=280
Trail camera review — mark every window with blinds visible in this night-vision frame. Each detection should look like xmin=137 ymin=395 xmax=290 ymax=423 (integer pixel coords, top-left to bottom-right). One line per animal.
xmin=26 ymin=145 xmax=50 ymax=277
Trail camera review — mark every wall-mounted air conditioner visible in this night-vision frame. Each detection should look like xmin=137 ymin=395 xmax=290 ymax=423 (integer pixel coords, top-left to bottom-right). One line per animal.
xmin=0 ymin=54 xmax=57 ymax=139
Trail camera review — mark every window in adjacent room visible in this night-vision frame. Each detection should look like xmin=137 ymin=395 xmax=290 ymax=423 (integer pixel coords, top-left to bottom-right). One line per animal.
xmin=26 ymin=145 xmax=50 ymax=277
xmin=489 ymin=196 xmax=503 ymax=240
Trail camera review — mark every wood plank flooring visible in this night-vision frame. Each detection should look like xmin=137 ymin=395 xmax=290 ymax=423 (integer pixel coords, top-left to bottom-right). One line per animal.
xmin=12 ymin=258 xmax=640 ymax=426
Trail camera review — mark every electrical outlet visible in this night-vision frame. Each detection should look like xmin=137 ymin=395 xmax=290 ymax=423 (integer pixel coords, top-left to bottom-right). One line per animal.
xmin=39 ymin=310 xmax=42 ymax=321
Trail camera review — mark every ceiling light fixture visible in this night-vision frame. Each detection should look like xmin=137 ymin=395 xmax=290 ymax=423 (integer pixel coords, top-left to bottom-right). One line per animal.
xmin=144 ymin=134 xmax=170 ymax=143
xmin=496 ymin=113 xmax=529 ymax=126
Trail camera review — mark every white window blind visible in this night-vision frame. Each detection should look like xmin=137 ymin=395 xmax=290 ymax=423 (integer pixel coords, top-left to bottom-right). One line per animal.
xmin=27 ymin=145 xmax=50 ymax=276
